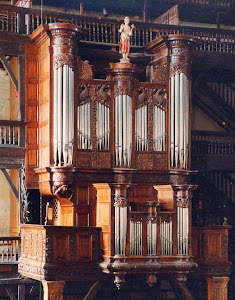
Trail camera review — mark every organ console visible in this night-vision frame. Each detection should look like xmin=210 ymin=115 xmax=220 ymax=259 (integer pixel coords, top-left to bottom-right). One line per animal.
xmin=19 ymin=23 xmax=202 ymax=298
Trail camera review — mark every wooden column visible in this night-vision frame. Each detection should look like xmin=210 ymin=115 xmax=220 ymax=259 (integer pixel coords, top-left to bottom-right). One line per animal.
xmin=42 ymin=281 xmax=65 ymax=300
xmin=206 ymin=277 xmax=229 ymax=300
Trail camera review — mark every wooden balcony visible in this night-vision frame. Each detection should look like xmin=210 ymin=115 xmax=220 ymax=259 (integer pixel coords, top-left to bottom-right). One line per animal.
xmin=0 ymin=4 xmax=234 ymax=54
xmin=0 ymin=119 xmax=25 ymax=167
xmin=0 ymin=236 xmax=20 ymax=274
xmin=18 ymin=225 xmax=102 ymax=281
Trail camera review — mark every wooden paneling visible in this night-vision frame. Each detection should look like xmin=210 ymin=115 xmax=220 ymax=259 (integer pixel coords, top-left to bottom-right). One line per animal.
xmin=25 ymin=43 xmax=39 ymax=188
xmin=154 ymin=185 xmax=174 ymax=211
xmin=94 ymin=184 xmax=111 ymax=257
xmin=19 ymin=225 xmax=102 ymax=281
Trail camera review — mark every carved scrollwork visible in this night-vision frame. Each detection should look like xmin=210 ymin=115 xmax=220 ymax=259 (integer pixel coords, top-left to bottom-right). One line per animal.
xmin=52 ymin=184 xmax=74 ymax=200
xmin=114 ymin=195 xmax=128 ymax=207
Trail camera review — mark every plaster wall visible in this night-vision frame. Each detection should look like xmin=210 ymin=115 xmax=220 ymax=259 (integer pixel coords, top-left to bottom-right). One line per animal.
xmin=191 ymin=103 xmax=225 ymax=132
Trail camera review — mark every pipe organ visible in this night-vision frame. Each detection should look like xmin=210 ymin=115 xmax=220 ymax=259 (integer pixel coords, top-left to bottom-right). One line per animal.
xmin=23 ymin=24 xmax=199 ymax=297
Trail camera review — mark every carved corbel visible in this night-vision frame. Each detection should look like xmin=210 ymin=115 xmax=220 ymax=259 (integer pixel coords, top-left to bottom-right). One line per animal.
xmin=52 ymin=184 xmax=74 ymax=201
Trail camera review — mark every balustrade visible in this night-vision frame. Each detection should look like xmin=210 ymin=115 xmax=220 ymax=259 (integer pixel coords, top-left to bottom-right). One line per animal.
xmin=0 ymin=120 xmax=24 ymax=147
xmin=0 ymin=5 xmax=234 ymax=53
xmin=201 ymin=170 xmax=235 ymax=201
xmin=207 ymin=82 xmax=235 ymax=110
xmin=0 ymin=236 xmax=20 ymax=262
xmin=192 ymin=131 xmax=235 ymax=155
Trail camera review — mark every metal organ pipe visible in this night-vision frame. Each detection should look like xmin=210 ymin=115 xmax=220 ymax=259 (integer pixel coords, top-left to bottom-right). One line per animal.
xmin=115 ymin=206 xmax=127 ymax=255
xmin=177 ymin=203 xmax=189 ymax=255
xmin=135 ymin=105 xmax=148 ymax=151
xmin=160 ymin=217 xmax=173 ymax=255
xmin=115 ymin=95 xmax=132 ymax=166
xmin=170 ymin=72 xmax=190 ymax=169
xmin=77 ymin=86 xmax=92 ymax=150
xmin=53 ymin=66 xmax=75 ymax=166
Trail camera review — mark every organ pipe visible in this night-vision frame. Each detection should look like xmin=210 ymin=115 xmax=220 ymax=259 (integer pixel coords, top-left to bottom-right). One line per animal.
xmin=160 ymin=217 xmax=173 ymax=255
xmin=115 ymin=95 xmax=132 ymax=166
xmin=77 ymin=102 xmax=91 ymax=150
xmin=177 ymin=205 xmax=189 ymax=255
xmin=135 ymin=105 xmax=148 ymax=151
xmin=53 ymin=66 xmax=75 ymax=166
xmin=115 ymin=206 xmax=128 ymax=255
xmin=170 ymin=73 xmax=189 ymax=169
xmin=153 ymin=104 xmax=166 ymax=151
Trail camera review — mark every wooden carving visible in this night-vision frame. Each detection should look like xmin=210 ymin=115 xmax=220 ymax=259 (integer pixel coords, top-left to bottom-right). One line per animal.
xmin=78 ymin=59 xmax=93 ymax=80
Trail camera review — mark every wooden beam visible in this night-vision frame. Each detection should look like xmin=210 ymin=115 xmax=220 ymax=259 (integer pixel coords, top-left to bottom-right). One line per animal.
xmin=18 ymin=284 xmax=26 ymax=300
xmin=0 ymin=54 xmax=18 ymax=90
xmin=18 ymin=54 xmax=26 ymax=148
xmin=0 ymin=168 xmax=18 ymax=199
xmin=4 ymin=286 xmax=17 ymax=300
xmin=84 ymin=281 xmax=101 ymax=300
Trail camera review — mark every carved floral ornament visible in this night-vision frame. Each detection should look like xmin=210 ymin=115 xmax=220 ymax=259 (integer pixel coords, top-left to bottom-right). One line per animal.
xmin=176 ymin=197 xmax=189 ymax=208
xmin=53 ymin=53 xmax=76 ymax=70
xmin=114 ymin=195 xmax=129 ymax=207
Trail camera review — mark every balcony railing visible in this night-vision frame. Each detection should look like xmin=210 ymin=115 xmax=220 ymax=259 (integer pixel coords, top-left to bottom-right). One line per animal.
xmin=0 ymin=236 xmax=20 ymax=263
xmin=0 ymin=120 xmax=24 ymax=147
xmin=0 ymin=4 xmax=234 ymax=53
xmin=192 ymin=130 xmax=235 ymax=155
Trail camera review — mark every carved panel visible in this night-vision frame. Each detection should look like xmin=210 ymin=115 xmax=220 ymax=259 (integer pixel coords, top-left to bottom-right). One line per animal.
xmin=92 ymin=151 xmax=111 ymax=168
xmin=135 ymin=153 xmax=153 ymax=169
xmin=221 ymin=233 xmax=228 ymax=259
xmin=152 ymin=153 xmax=167 ymax=170
xmin=152 ymin=63 xmax=168 ymax=84
xmin=77 ymin=151 xmax=92 ymax=168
